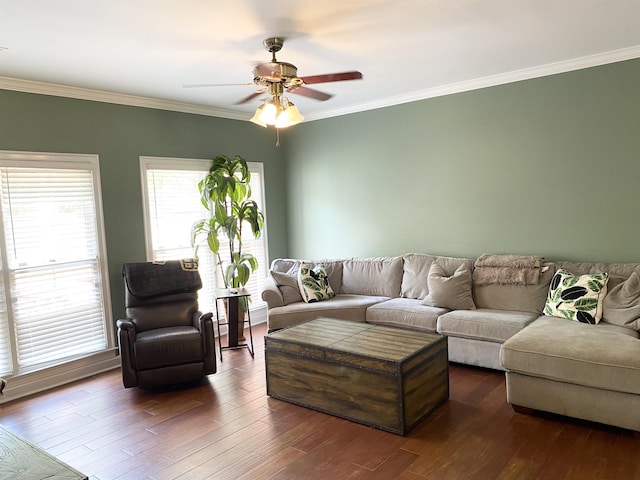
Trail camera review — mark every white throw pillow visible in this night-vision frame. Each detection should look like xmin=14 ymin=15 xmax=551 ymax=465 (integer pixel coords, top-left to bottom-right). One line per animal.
xmin=544 ymin=269 xmax=609 ymax=324
xmin=297 ymin=263 xmax=335 ymax=303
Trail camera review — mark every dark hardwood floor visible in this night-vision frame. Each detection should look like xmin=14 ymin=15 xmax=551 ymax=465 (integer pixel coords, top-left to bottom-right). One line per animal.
xmin=1 ymin=323 xmax=638 ymax=480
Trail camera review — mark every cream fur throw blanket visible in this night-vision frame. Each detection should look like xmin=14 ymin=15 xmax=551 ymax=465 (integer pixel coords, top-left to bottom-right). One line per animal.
xmin=473 ymin=254 xmax=544 ymax=285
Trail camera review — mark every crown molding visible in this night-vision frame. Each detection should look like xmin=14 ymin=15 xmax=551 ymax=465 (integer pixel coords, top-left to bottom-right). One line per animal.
xmin=0 ymin=76 xmax=249 ymax=121
xmin=305 ymin=45 xmax=640 ymax=122
xmin=2 ymin=45 xmax=640 ymax=123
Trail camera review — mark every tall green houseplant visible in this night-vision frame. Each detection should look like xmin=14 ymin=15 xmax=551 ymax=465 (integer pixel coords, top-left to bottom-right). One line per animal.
xmin=191 ymin=154 xmax=264 ymax=312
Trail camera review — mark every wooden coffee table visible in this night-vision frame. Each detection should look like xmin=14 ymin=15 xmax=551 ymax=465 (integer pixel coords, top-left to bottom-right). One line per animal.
xmin=265 ymin=317 xmax=449 ymax=435
xmin=0 ymin=424 xmax=88 ymax=479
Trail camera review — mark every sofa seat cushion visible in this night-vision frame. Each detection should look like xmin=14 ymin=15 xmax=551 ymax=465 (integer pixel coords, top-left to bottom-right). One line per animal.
xmin=437 ymin=309 xmax=540 ymax=343
xmin=135 ymin=326 xmax=204 ymax=370
xmin=500 ymin=316 xmax=640 ymax=395
xmin=366 ymin=298 xmax=447 ymax=332
xmin=267 ymin=294 xmax=389 ymax=331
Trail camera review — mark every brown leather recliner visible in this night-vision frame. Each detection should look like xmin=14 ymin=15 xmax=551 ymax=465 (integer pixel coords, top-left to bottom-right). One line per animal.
xmin=116 ymin=259 xmax=216 ymax=388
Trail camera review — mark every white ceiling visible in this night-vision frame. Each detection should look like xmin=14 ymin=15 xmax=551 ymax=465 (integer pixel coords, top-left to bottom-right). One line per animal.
xmin=2 ymin=0 xmax=640 ymax=122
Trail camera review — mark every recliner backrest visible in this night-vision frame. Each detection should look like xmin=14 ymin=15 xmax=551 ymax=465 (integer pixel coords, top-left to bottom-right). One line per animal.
xmin=122 ymin=260 xmax=202 ymax=332
xmin=125 ymin=291 xmax=199 ymax=332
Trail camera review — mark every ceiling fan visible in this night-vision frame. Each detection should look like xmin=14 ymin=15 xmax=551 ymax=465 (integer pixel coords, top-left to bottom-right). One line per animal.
xmin=185 ymin=37 xmax=363 ymax=129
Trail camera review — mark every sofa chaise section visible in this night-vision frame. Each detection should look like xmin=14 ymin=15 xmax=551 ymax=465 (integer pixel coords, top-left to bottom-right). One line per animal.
xmin=500 ymin=261 xmax=640 ymax=431
xmin=500 ymin=316 xmax=640 ymax=431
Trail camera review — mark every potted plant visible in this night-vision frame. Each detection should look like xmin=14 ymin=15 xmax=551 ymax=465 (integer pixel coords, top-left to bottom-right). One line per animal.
xmin=191 ymin=154 xmax=264 ymax=339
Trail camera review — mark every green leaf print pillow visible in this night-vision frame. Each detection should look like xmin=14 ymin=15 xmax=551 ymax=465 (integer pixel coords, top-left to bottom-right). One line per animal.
xmin=297 ymin=263 xmax=335 ymax=303
xmin=544 ymin=269 xmax=609 ymax=324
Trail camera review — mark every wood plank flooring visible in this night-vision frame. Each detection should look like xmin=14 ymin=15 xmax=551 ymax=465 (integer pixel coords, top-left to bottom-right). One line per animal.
xmin=1 ymin=323 xmax=638 ymax=480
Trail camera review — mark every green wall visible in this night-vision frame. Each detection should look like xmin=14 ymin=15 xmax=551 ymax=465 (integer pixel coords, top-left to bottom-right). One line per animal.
xmin=0 ymin=90 xmax=289 ymax=322
xmin=286 ymin=58 xmax=640 ymax=263
xmin=1 ymin=57 xmax=639 ymax=326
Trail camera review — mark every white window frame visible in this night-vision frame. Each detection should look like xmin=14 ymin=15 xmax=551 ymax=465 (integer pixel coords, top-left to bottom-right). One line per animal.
xmin=0 ymin=151 xmax=117 ymax=403
xmin=139 ymin=156 xmax=268 ymax=325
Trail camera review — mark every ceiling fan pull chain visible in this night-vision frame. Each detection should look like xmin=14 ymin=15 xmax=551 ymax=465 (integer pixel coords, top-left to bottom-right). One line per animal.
xmin=275 ymin=128 xmax=280 ymax=147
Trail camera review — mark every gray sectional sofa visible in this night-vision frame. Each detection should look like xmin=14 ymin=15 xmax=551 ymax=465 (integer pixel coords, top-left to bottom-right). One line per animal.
xmin=261 ymin=253 xmax=640 ymax=432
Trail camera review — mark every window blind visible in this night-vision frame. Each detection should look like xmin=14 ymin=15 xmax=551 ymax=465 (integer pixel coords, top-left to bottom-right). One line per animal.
xmin=142 ymin=160 xmax=267 ymax=316
xmin=0 ymin=165 xmax=108 ymax=373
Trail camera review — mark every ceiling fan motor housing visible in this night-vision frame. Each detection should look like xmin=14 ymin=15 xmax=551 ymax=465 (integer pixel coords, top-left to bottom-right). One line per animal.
xmin=253 ymin=62 xmax=304 ymax=87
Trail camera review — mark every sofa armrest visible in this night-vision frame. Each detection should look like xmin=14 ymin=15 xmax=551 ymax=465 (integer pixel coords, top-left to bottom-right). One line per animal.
xmin=262 ymin=275 xmax=284 ymax=309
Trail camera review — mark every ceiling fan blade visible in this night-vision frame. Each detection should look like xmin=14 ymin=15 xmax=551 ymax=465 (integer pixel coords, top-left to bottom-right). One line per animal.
xmin=289 ymin=86 xmax=333 ymax=102
xmin=183 ymin=83 xmax=255 ymax=88
xmin=234 ymin=91 xmax=266 ymax=105
xmin=299 ymin=71 xmax=363 ymax=85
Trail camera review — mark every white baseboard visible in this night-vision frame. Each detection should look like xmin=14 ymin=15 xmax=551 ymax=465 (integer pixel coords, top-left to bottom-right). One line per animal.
xmin=0 ymin=350 xmax=120 ymax=404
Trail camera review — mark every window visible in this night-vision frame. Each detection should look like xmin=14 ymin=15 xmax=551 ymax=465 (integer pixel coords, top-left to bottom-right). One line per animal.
xmin=0 ymin=151 xmax=112 ymax=378
xmin=140 ymin=157 xmax=268 ymax=318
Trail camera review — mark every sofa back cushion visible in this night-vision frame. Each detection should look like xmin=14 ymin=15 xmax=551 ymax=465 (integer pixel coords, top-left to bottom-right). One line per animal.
xmin=340 ymin=256 xmax=403 ymax=297
xmin=473 ymin=262 xmax=556 ymax=313
xmin=401 ymin=253 xmax=474 ymax=300
xmin=603 ymin=271 xmax=640 ymax=330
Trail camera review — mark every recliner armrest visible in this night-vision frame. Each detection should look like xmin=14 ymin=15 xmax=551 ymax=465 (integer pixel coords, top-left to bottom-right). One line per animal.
xmin=116 ymin=318 xmax=135 ymax=331
xmin=192 ymin=311 xmax=213 ymax=329
xmin=194 ymin=311 xmax=216 ymax=374
xmin=116 ymin=318 xmax=138 ymax=388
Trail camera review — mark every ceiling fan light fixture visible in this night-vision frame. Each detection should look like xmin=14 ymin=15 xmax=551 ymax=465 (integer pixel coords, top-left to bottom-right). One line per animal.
xmin=251 ymin=97 xmax=304 ymax=129
xmin=249 ymin=104 xmax=268 ymax=127
xmin=276 ymin=101 xmax=304 ymax=128
xmin=260 ymin=100 xmax=279 ymax=124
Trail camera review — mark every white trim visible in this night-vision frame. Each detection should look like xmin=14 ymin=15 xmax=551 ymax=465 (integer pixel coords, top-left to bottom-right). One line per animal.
xmin=0 ymin=151 xmax=114 ymax=352
xmin=140 ymin=156 xmax=215 ymax=173
xmin=0 ymin=150 xmax=115 ymax=386
xmin=6 ymin=46 xmax=635 ymax=122
xmin=139 ymin=157 xmax=267 ymax=262
xmin=0 ymin=76 xmax=249 ymax=121
xmin=305 ymin=45 xmax=640 ymax=121
xmin=0 ymin=349 xmax=120 ymax=404
xmin=0 ymin=149 xmax=97 ymax=165
xmin=249 ymin=161 xmax=269 ymax=277
xmin=139 ymin=156 xmax=215 ymax=261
